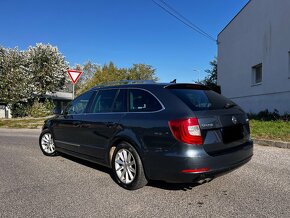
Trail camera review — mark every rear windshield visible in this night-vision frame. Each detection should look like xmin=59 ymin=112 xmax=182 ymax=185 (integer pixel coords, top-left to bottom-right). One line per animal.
xmin=170 ymin=89 xmax=236 ymax=111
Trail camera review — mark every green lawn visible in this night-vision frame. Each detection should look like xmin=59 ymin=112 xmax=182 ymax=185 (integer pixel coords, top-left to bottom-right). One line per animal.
xmin=250 ymin=120 xmax=290 ymax=142
xmin=0 ymin=117 xmax=47 ymax=129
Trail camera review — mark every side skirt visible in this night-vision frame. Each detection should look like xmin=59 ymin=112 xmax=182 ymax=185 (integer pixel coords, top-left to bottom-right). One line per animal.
xmin=55 ymin=146 xmax=111 ymax=168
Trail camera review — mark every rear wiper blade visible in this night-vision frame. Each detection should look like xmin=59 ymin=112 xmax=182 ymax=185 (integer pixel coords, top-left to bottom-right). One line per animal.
xmin=224 ymin=102 xmax=237 ymax=109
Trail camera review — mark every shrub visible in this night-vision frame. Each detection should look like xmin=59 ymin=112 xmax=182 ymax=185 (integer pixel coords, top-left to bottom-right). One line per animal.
xmin=43 ymin=99 xmax=55 ymax=113
xmin=248 ymin=109 xmax=290 ymax=121
xmin=27 ymin=99 xmax=54 ymax=118
xmin=11 ymin=102 xmax=29 ymax=118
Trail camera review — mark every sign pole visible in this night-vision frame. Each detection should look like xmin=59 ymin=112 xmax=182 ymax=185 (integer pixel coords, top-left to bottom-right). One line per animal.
xmin=72 ymin=83 xmax=75 ymax=100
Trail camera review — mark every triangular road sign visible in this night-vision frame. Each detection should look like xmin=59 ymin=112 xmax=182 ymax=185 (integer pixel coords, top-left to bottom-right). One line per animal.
xmin=68 ymin=70 xmax=82 ymax=84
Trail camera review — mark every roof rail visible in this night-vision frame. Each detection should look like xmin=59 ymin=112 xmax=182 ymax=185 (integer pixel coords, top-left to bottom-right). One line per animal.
xmin=164 ymin=83 xmax=210 ymax=90
xmin=95 ymin=80 xmax=156 ymax=87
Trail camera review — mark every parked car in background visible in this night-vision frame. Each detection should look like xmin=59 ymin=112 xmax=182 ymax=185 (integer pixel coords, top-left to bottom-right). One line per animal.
xmin=39 ymin=81 xmax=253 ymax=190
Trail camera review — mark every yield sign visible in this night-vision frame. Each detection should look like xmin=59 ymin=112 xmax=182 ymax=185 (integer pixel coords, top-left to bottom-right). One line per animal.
xmin=67 ymin=70 xmax=82 ymax=84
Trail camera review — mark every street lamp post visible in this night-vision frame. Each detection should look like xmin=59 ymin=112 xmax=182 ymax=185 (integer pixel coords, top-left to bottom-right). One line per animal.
xmin=193 ymin=69 xmax=200 ymax=82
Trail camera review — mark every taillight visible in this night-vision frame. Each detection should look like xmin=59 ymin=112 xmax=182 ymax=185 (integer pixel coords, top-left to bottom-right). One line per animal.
xmin=169 ymin=118 xmax=203 ymax=145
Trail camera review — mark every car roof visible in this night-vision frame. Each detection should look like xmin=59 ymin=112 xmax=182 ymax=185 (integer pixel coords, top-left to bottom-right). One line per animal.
xmin=90 ymin=83 xmax=166 ymax=90
xmin=89 ymin=82 xmax=210 ymax=91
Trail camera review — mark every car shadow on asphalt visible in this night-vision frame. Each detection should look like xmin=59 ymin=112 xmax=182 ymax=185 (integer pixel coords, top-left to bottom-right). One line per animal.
xmin=148 ymin=180 xmax=201 ymax=191
xmin=59 ymin=153 xmax=112 ymax=175
xmin=59 ymin=153 xmax=202 ymax=191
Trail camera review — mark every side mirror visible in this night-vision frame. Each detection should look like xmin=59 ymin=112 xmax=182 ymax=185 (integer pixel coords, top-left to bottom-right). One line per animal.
xmin=53 ymin=108 xmax=62 ymax=115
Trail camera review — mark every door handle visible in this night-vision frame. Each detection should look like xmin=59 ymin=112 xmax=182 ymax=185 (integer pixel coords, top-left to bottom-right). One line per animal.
xmin=73 ymin=121 xmax=82 ymax=127
xmin=81 ymin=123 xmax=91 ymax=128
xmin=106 ymin=122 xmax=117 ymax=128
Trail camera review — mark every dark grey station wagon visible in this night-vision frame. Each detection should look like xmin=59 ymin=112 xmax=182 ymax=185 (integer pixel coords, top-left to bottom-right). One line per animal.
xmin=39 ymin=81 xmax=253 ymax=190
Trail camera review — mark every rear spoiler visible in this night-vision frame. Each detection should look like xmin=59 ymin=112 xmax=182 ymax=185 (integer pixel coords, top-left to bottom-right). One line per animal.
xmin=164 ymin=83 xmax=210 ymax=90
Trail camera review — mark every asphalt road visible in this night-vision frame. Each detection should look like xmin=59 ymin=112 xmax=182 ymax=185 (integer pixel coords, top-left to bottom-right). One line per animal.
xmin=0 ymin=128 xmax=289 ymax=218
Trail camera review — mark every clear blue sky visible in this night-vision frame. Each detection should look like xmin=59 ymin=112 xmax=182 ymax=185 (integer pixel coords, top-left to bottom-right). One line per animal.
xmin=0 ymin=0 xmax=248 ymax=83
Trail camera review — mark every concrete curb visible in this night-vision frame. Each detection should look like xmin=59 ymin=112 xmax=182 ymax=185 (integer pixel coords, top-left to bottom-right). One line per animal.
xmin=253 ymin=138 xmax=290 ymax=149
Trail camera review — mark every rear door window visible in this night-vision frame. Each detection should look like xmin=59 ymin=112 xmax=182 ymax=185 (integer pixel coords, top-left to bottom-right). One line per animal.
xmin=170 ymin=89 xmax=235 ymax=111
xmin=129 ymin=89 xmax=162 ymax=112
xmin=112 ymin=89 xmax=127 ymax=112
xmin=90 ymin=89 xmax=118 ymax=113
xmin=65 ymin=91 xmax=94 ymax=115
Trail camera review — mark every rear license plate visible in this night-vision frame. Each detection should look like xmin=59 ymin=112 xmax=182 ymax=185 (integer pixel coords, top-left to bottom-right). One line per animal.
xmin=222 ymin=125 xmax=244 ymax=144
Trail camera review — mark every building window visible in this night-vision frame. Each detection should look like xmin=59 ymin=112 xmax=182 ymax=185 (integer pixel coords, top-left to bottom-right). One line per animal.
xmin=252 ymin=64 xmax=262 ymax=85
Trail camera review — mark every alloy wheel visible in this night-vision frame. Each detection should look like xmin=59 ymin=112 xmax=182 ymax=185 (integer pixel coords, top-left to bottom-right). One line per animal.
xmin=41 ymin=133 xmax=55 ymax=154
xmin=114 ymin=149 xmax=137 ymax=184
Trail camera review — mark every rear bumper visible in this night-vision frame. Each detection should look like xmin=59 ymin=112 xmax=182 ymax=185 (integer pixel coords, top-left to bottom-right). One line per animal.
xmin=144 ymin=140 xmax=253 ymax=183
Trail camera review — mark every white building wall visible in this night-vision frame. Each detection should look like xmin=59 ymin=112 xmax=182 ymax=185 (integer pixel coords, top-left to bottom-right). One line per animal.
xmin=218 ymin=0 xmax=290 ymax=114
xmin=0 ymin=108 xmax=5 ymax=118
xmin=0 ymin=106 xmax=11 ymax=119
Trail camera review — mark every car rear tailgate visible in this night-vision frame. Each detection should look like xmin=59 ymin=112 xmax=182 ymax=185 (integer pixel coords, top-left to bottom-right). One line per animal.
xmin=195 ymin=109 xmax=250 ymax=156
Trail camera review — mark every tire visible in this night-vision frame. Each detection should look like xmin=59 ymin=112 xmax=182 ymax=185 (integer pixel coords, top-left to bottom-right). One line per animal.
xmin=39 ymin=130 xmax=57 ymax=156
xmin=112 ymin=142 xmax=148 ymax=190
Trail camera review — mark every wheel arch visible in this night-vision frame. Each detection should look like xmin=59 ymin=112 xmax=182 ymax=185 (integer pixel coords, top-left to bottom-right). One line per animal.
xmin=107 ymin=135 xmax=145 ymax=168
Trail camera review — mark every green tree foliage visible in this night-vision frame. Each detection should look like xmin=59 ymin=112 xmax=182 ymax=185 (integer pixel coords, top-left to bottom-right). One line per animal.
xmin=78 ymin=62 xmax=158 ymax=94
xmin=197 ymin=57 xmax=219 ymax=91
xmin=0 ymin=47 xmax=31 ymax=104
xmin=10 ymin=102 xmax=29 ymax=117
xmin=0 ymin=44 xmax=69 ymax=104
xmin=73 ymin=61 xmax=99 ymax=92
xmin=82 ymin=61 xmax=99 ymax=81
xmin=27 ymin=43 xmax=69 ymax=95
xmin=128 ymin=64 xmax=158 ymax=81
